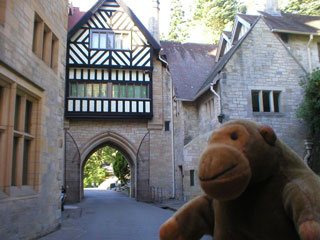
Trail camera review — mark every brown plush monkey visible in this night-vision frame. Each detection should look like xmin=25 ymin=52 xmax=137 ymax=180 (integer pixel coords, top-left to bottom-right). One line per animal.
xmin=159 ymin=120 xmax=320 ymax=240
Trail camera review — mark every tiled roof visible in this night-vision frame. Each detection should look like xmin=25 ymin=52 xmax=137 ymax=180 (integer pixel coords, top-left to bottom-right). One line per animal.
xmin=260 ymin=11 xmax=320 ymax=35
xmin=237 ymin=14 xmax=259 ymax=25
xmin=161 ymin=41 xmax=217 ymax=100
xmin=68 ymin=7 xmax=86 ymax=31
xmin=222 ymin=31 xmax=232 ymax=40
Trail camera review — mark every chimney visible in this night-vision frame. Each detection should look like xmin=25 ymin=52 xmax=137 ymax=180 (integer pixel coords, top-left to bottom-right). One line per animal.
xmin=148 ymin=0 xmax=160 ymax=43
xmin=264 ymin=0 xmax=280 ymax=15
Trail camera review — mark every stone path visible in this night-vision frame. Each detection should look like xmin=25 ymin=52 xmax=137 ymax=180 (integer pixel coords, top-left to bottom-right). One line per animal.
xmin=39 ymin=189 xmax=212 ymax=240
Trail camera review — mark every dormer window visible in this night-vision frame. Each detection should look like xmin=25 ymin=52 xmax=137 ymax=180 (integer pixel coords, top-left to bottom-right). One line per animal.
xmin=91 ymin=31 xmax=130 ymax=50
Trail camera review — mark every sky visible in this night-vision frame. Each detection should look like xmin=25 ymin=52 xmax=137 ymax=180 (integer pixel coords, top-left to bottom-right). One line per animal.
xmin=70 ymin=0 xmax=172 ymax=35
xmin=70 ymin=0 xmax=290 ymax=39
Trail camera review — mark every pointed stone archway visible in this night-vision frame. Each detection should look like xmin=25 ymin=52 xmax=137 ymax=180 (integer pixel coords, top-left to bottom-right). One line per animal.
xmin=79 ymin=131 xmax=137 ymax=199
xmin=65 ymin=130 xmax=138 ymax=203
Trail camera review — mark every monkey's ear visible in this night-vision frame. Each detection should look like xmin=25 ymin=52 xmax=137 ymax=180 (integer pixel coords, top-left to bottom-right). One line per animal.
xmin=259 ymin=125 xmax=277 ymax=146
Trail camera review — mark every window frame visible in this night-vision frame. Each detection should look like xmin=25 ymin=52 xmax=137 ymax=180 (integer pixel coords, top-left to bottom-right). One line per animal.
xmin=190 ymin=170 xmax=195 ymax=186
xmin=317 ymin=42 xmax=320 ymax=62
xmin=32 ymin=12 xmax=59 ymax=73
xmin=112 ymin=83 xmax=149 ymax=99
xmin=90 ymin=30 xmax=131 ymax=50
xmin=251 ymin=89 xmax=282 ymax=113
xmin=0 ymin=77 xmax=42 ymax=196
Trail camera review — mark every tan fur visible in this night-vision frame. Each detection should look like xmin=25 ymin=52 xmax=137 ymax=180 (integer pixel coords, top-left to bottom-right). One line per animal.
xmin=160 ymin=120 xmax=320 ymax=240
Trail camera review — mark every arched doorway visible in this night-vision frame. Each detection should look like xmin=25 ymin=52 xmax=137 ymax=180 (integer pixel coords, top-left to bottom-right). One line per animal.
xmin=65 ymin=130 xmax=151 ymax=203
xmin=80 ymin=142 xmax=134 ymax=198
xmin=79 ymin=131 xmax=137 ymax=200
xmin=82 ymin=146 xmax=119 ymax=189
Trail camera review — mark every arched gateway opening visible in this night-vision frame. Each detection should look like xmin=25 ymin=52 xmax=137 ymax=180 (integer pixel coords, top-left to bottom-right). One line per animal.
xmin=81 ymin=143 xmax=134 ymax=199
xmin=65 ymin=130 xmax=151 ymax=203
xmin=82 ymin=144 xmax=131 ymax=189
xmin=65 ymin=131 xmax=139 ymax=203
xmin=79 ymin=131 xmax=137 ymax=199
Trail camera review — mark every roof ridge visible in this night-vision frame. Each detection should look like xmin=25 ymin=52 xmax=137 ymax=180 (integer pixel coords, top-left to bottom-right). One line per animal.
xmin=193 ymin=16 xmax=262 ymax=101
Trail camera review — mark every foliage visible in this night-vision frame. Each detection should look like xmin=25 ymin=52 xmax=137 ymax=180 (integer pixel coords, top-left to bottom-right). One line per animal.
xmin=112 ymin=151 xmax=130 ymax=185
xmin=297 ymin=68 xmax=320 ymax=135
xmin=167 ymin=0 xmax=189 ymax=42
xmin=192 ymin=0 xmax=246 ymax=43
xmin=282 ymin=0 xmax=320 ymax=16
xmin=83 ymin=146 xmax=129 ymax=188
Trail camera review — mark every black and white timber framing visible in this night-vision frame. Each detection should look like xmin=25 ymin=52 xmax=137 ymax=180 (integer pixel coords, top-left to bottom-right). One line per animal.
xmin=65 ymin=0 xmax=160 ymax=119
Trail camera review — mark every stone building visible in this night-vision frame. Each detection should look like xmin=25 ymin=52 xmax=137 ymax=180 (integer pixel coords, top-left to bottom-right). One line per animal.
xmin=162 ymin=5 xmax=320 ymax=200
xmin=0 ymin=0 xmax=68 ymax=239
xmin=65 ymin=0 xmax=174 ymax=203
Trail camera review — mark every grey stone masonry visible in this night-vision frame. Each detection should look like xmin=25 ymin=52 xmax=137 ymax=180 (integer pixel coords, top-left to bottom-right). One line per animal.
xmin=221 ymin=19 xmax=308 ymax=156
xmin=173 ymin=17 xmax=316 ymax=201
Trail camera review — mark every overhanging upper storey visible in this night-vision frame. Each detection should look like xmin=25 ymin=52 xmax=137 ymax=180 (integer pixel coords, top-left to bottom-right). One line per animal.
xmin=66 ymin=0 xmax=158 ymax=119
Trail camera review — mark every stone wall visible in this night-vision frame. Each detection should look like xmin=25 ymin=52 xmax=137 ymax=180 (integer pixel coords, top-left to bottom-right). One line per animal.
xmin=65 ymin=59 xmax=174 ymax=202
xmin=182 ymin=131 xmax=212 ymax=201
xmin=286 ymin=34 xmax=320 ymax=72
xmin=222 ymin=19 xmax=308 ymax=156
xmin=0 ymin=0 xmax=67 ymax=239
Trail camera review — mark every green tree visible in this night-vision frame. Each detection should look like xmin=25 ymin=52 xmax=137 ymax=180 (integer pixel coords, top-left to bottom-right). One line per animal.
xmin=167 ymin=0 xmax=189 ymax=42
xmin=192 ymin=0 xmax=246 ymax=43
xmin=282 ymin=0 xmax=320 ymax=16
xmin=297 ymin=68 xmax=320 ymax=135
xmin=83 ymin=146 xmax=115 ymax=188
xmin=112 ymin=151 xmax=130 ymax=185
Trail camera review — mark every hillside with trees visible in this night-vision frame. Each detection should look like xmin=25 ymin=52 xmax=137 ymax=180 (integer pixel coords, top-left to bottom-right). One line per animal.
xmin=164 ymin=0 xmax=319 ymax=44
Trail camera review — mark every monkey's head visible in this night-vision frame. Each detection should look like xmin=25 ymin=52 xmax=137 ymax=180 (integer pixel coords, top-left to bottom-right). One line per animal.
xmin=199 ymin=120 xmax=279 ymax=201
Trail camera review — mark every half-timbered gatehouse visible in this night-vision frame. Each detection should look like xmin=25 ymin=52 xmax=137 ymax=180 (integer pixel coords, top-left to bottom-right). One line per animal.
xmin=65 ymin=0 xmax=174 ymax=203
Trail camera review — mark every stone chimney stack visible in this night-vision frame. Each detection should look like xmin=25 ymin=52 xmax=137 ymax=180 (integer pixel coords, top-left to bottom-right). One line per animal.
xmin=264 ymin=0 xmax=280 ymax=15
xmin=148 ymin=0 xmax=160 ymax=43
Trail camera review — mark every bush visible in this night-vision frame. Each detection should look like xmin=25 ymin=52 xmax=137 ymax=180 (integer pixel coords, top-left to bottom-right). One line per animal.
xmin=112 ymin=152 xmax=130 ymax=185
xmin=297 ymin=68 xmax=320 ymax=135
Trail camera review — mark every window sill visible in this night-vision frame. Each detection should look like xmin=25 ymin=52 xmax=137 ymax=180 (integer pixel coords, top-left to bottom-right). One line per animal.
xmin=0 ymin=186 xmax=38 ymax=202
xmin=252 ymin=112 xmax=285 ymax=117
xmin=0 ymin=189 xmax=8 ymax=200
xmin=89 ymin=48 xmax=131 ymax=51
xmin=11 ymin=185 xmax=37 ymax=197
xmin=13 ymin=130 xmax=35 ymax=139
xmin=32 ymin=52 xmax=57 ymax=75
xmin=0 ymin=125 xmax=5 ymax=132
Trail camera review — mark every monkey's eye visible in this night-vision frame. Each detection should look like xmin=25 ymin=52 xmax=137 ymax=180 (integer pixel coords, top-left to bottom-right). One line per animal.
xmin=230 ymin=133 xmax=238 ymax=140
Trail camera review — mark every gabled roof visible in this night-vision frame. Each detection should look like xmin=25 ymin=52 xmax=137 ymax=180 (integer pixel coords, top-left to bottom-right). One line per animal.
xmin=260 ymin=11 xmax=320 ymax=35
xmin=161 ymin=41 xmax=217 ymax=100
xmin=68 ymin=0 xmax=161 ymax=50
xmin=195 ymin=16 xmax=261 ymax=99
xmin=195 ymin=10 xmax=320 ymax=101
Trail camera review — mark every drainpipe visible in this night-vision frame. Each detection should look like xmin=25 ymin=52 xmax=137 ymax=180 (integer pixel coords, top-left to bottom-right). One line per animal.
xmin=304 ymin=139 xmax=313 ymax=166
xmin=210 ymin=81 xmax=224 ymax=123
xmin=158 ymin=51 xmax=175 ymax=198
xmin=307 ymin=34 xmax=313 ymax=73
